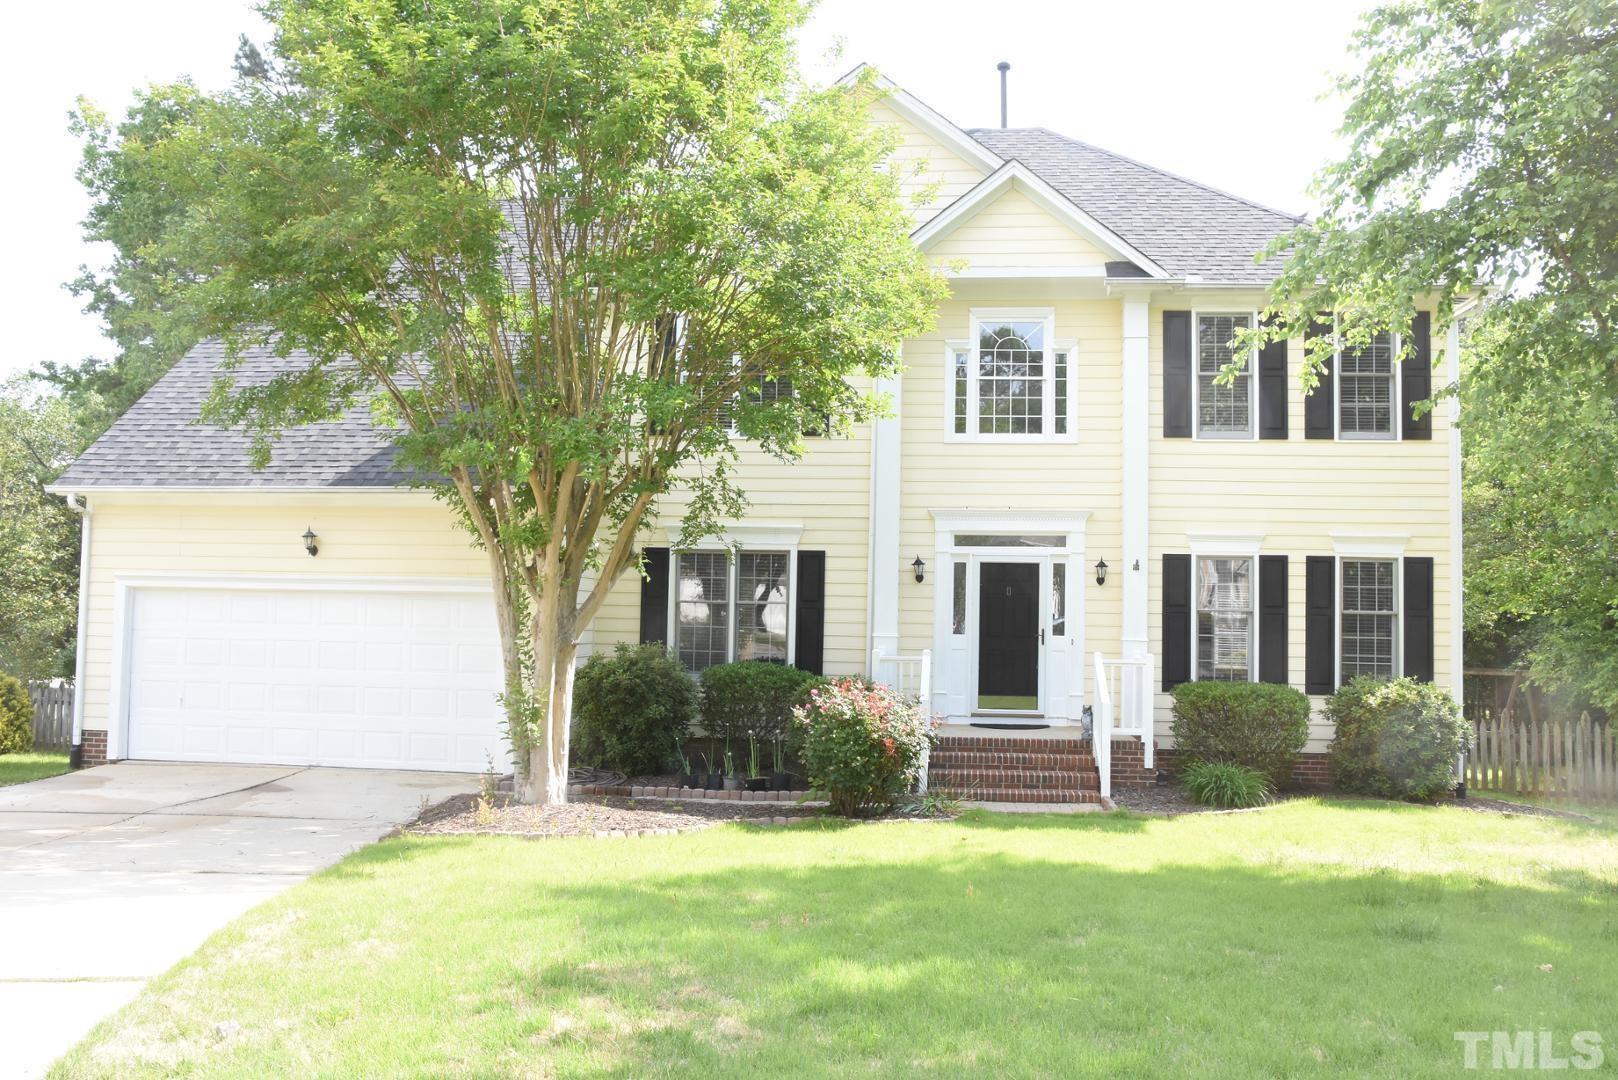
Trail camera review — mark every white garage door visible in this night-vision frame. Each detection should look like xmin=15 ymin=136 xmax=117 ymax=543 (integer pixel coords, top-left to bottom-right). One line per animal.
xmin=125 ymin=586 xmax=510 ymax=772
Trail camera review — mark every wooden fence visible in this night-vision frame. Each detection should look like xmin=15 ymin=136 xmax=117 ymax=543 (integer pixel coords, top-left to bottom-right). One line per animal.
xmin=27 ymin=681 xmax=73 ymax=749
xmin=1467 ymin=712 xmax=1616 ymax=803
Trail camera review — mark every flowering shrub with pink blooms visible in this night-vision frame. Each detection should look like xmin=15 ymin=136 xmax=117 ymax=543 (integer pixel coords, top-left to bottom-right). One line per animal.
xmin=793 ymin=677 xmax=936 ymax=816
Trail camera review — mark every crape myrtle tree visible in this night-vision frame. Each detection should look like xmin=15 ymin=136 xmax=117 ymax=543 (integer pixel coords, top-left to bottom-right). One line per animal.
xmin=1229 ymin=0 xmax=1618 ymax=706
xmin=101 ymin=0 xmax=943 ymax=802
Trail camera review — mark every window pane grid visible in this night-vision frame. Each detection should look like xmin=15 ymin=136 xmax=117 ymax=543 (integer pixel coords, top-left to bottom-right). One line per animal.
xmin=676 ymin=552 xmax=731 ymax=672
xmin=1339 ymin=332 xmax=1394 ymax=436
xmin=1052 ymin=562 xmax=1066 ymax=636
xmin=977 ymin=321 xmax=1045 ymax=435
xmin=1196 ymin=314 xmax=1252 ymax=436
xmin=1196 ymin=556 xmax=1252 ymax=681
xmin=1341 ymin=559 xmax=1396 ymax=678
xmin=735 ymin=553 xmax=789 ymax=664
xmin=1054 ymin=349 xmax=1069 ymax=435
xmin=952 ymin=349 xmax=969 ymax=435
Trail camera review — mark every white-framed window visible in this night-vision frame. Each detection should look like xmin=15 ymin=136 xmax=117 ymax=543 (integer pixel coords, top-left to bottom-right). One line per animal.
xmin=1194 ymin=556 xmax=1254 ymax=681
xmin=1193 ymin=311 xmax=1257 ymax=439
xmin=1337 ymin=329 xmax=1399 ymax=440
xmin=673 ymin=549 xmax=793 ymax=671
xmin=1339 ymin=558 xmax=1399 ymax=680
xmin=721 ymin=372 xmax=793 ymax=436
xmin=947 ymin=309 xmax=1076 ymax=442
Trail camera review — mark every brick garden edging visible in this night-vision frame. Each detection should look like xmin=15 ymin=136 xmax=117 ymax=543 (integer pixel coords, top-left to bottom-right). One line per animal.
xmin=568 ymin=783 xmax=828 ymax=804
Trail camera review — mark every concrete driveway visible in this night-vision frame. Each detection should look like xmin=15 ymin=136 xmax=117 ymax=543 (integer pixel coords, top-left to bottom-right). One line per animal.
xmin=0 ymin=762 xmax=477 ymax=1080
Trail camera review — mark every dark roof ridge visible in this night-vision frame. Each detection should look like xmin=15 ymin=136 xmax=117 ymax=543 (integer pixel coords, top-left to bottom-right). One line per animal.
xmin=967 ymin=125 xmax=1308 ymax=225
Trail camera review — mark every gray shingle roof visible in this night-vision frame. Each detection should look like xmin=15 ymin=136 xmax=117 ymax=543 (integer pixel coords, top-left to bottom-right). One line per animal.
xmin=968 ymin=128 xmax=1303 ymax=283
xmin=52 ymin=341 xmax=412 ymax=489
xmin=56 ymin=131 xmax=1304 ymax=489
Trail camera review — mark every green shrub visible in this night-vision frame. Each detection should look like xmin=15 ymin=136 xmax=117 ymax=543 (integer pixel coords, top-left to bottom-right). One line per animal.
xmin=1180 ymin=760 xmax=1274 ymax=808
xmin=699 ymin=662 xmax=823 ymax=746
xmin=570 ymin=644 xmax=697 ymax=776
xmin=1169 ymin=680 xmax=1309 ymax=786
xmin=1326 ymin=676 xmax=1467 ymax=802
xmin=0 ymin=674 xmax=32 ymax=755
xmin=794 ymin=677 xmax=934 ymax=817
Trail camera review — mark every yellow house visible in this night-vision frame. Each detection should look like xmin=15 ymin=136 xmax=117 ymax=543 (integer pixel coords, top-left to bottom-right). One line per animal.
xmin=50 ymin=69 xmax=1460 ymax=802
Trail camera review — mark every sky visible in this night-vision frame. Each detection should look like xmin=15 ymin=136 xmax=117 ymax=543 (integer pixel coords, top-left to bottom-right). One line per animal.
xmin=0 ymin=0 xmax=1376 ymax=383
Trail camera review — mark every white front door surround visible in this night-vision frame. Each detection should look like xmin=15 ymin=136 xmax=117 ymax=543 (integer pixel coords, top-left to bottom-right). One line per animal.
xmin=929 ymin=510 xmax=1090 ymax=723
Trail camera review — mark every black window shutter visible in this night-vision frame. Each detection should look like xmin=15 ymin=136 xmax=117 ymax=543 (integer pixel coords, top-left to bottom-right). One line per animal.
xmin=794 ymin=550 xmax=826 ymax=675
xmin=1305 ymin=556 xmax=1336 ymax=693
xmin=638 ymin=547 xmax=670 ymax=646
xmin=1163 ymin=311 xmax=1192 ymax=438
xmin=1162 ymin=554 xmax=1192 ymax=689
xmin=1403 ymin=556 xmax=1435 ymax=682
xmin=1258 ymin=321 xmax=1288 ymax=439
xmin=1304 ymin=315 xmax=1335 ymax=440
xmin=1403 ymin=311 xmax=1433 ymax=440
xmin=1258 ymin=555 xmax=1289 ymax=684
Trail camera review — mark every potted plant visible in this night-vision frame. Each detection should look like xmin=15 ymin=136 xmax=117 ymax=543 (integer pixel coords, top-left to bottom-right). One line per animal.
xmin=770 ymin=735 xmax=790 ymax=791
xmin=744 ymin=730 xmax=770 ymax=792
xmin=705 ymin=740 xmax=723 ymax=790
xmin=676 ymin=743 xmax=695 ymax=789
xmin=722 ymin=746 xmax=741 ymax=791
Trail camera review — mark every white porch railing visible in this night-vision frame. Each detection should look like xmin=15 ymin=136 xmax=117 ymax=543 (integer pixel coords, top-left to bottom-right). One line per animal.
xmin=1092 ymin=652 xmax=1155 ymax=800
xmin=872 ymin=648 xmax=933 ymax=792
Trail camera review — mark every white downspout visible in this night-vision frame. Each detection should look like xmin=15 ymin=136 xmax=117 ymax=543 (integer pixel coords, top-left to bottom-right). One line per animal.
xmin=1447 ymin=315 xmax=1466 ymax=791
xmin=62 ymin=492 xmax=92 ymax=767
xmin=866 ymin=371 xmax=903 ymax=681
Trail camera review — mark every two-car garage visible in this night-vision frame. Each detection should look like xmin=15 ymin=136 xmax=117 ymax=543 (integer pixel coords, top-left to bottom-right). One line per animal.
xmin=121 ymin=583 xmax=511 ymax=773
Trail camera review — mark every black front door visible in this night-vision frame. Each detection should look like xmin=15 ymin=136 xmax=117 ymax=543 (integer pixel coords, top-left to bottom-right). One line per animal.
xmin=978 ymin=562 xmax=1039 ymax=710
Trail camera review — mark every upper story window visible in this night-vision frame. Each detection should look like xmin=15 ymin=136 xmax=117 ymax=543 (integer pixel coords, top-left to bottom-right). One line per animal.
xmin=1195 ymin=556 xmax=1254 ymax=681
xmin=1194 ymin=312 xmax=1255 ymax=439
xmin=1338 ymin=330 xmax=1397 ymax=439
xmin=948 ymin=310 xmax=1075 ymax=442
xmin=673 ymin=549 xmax=791 ymax=671
xmin=1340 ymin=558 xmax=1398 ymax=679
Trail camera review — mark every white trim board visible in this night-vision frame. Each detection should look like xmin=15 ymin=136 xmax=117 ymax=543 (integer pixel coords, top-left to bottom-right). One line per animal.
xmin=837 ymin=63 xmax=1003 ymax=174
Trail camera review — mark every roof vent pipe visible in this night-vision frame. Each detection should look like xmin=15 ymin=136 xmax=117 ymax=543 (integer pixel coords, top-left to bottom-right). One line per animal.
xmin=997 ymin=61 xmax=1010 ymax=128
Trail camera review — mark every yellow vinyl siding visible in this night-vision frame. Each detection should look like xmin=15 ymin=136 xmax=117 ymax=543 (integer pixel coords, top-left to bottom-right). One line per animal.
xmin=867 ymin=100 xmax=988 ymax=225
xmin=925 ymin=185 xmax=1112 ymax=270
xmin=1147 ymin=302 xmax=1456 ymax=752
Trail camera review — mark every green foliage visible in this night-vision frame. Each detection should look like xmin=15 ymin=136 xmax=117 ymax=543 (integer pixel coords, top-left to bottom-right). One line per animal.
xmin=698 ymin=662 xmax=821 ymax=746
xmin=570 ymin=645 xmax=696 ymax=777
xmin=793 ymin=677 xmax=934 ymax=817
xmin=75 ymin=0 xmax=944 ymax=796
xmin=0 ymin=674 xmax=33 ymax=755
xmin=1169 ymin=681 xmax=1309 ymax=786
xmin=1326 ymin=677 xmax=1468 ymax=802
xmin=1180 ymin=761 xmax=1273 ymax=809
xmin=1229 ymin=0 xmax=1618 ymax=708
xmin=0 ymin=380 xmax=81 ymax=680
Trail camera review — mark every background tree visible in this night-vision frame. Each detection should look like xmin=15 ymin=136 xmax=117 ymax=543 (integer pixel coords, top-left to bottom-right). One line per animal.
xmin=85 ymin=0 xmax=943 ymax=802
xmin=0 ymin=379 xmax=81 ymax=681
xmin=1236 ymin=0 xmax=1618 ymax=709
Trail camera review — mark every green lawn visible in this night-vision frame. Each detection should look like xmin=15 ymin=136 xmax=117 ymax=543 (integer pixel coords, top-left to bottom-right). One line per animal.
xmin=0 ymin=750 xmax=70 ymax=787
xmin=53 ymin=800 xmax=1618 ymax=1078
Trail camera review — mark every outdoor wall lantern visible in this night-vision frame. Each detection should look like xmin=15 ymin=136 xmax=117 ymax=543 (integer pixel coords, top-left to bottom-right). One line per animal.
xmin=912 ymin=555 xmax=926 ymax=583
xmin=1094 ymin=557 xmax=1108 ymax=586
xmin=303 ymin=527 xmax=320 ymax=557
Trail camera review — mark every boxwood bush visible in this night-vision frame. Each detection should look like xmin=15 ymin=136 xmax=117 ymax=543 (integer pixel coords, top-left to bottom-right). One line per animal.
xmin=794 ymin=677 xmax=933 ymax=817
xmin=1169 ymin=680 xmax=1309 ymax=786
xmin=570 ymin=644 xmax=697 ymax=776
xmin=699 ymin=661 xmax=822 ymax=745
xmin=1325 ymin=676 xmax=1467 ymax=801
xmin=0 ymin=674 xmax=30 ymax=755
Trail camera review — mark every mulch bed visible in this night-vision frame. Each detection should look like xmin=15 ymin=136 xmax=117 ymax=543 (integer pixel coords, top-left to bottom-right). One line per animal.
xmin=1444 ymin=795 xmax=1596 ymax=821
xmin=408 ymin=792 xmax=824 ymax=839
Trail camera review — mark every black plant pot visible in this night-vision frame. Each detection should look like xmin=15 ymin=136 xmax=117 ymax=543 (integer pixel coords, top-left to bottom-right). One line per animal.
xmin=705 ymin=772 xmax=724 ymax=791
xmin=678 ymin=773 xmax=695 ymax=790
xmin=770 ymin=771 xmax=790 ymax=791
xmin=744 ymin=776 xmax=770 ymax=792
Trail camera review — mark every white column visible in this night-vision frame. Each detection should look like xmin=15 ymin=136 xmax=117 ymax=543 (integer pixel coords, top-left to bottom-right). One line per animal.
xmin=867 ymin=372 xmax=903 ymax=674
xmin=1121 ymin=299 xmax=1150 ymax=661
xmin=1447 ymin=317 xmax=1464 ymax=709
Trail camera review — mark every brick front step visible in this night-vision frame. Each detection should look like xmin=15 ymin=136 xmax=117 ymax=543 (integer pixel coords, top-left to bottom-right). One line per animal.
xmin=937 ymin=736 xmax=1092 ymax=752
xmin=929 ymin=768 xmax=1099 ymax=791
xmin=929 ymin=751 xmax=1096 ymax=770
xmin=953 ymin=788 xmax=1105 ymax=805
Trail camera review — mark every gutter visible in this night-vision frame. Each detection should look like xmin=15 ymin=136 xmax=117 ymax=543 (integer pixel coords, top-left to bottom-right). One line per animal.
xmin=60 ymin=493 xmax=92 ymax=769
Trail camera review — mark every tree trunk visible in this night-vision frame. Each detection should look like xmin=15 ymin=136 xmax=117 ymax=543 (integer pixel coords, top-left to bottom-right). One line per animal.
xmin=519 ymin=638 xmax=578 ymax=804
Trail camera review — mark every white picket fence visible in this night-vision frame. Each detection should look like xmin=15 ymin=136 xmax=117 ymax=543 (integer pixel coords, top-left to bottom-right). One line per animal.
xmin=27 ymin=681 xmax=73 ymax=748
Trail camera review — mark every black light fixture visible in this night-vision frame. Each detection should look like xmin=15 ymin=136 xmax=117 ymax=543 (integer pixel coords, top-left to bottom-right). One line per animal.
xmin=303 ymin=527 xmax=319 ymax=557
xmin=912 ymin=555 xmax=926 ymax=583
xmin=1094 ymin=557 xmax=1108 ymax=586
